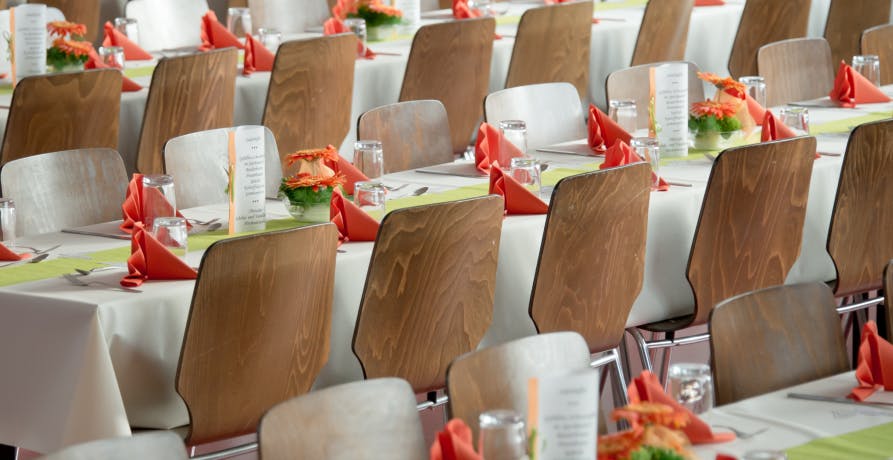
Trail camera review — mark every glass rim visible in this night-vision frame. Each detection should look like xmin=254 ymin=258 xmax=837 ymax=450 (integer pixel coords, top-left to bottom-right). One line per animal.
xmin=354 ymin=140 xmax=382 ymax=149
xmin=0 ymin=197 xmax=14 ymax=207
xmin=498 ymin=120 xmax=526 ymax=130
xmin=779 ymin=106 xmax=809 ymax=114
xmin=227 ymin=7 xmax=250 ymax=13
xmin=142 ymin=174 xmax=174 ymax=184
xmin=479 ymin=409 xmax=524 ymax=427
xmin=509 ymin=157 xmax=537 ymax=167
xmin=353 ymin=180 xmax=386 ymax=191
xmin=99 ymin=46 xmax=124 ymax=53
xmin=668 ymin=362 xmax=711 ymax=377
xmin=630 ymin=136 xmax=659 ymax=147
xmin=258 ymin=27 xmax=281 ymax=34
xmin=609 ymin=99 xmax=636 ymax=108
xmin=113 ymin=17 xmax=137 ymax=24
xmin=344 ymin=18 xmax=367 ymax=25
xmin=738 ymin=75 xmax=765 ymax=84
xmin=852 ymin=54 xmax=880 ymax=62
xmin=152 ymin=216 xmax=187 ymax=226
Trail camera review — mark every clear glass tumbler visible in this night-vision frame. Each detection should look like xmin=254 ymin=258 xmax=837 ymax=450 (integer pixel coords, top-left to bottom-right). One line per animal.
xmin=667 ymin=363 xmax=714 ymax=414
xmin=98 ymin=46 xmax=125 ymax=69
xmin=113 ymin=17 xmax=140 ymax=45
xmin=227 ymin=7 xmax=253 ymax=37
xmin=258 ymin=28 xmax=282 ymax=52
xmin=151 ymin=216 xmax=188 ymax=259
xmin=142 ymin=174 xmax=177 ymax=230
xmin=852 ymin=54 xmax=881 ymax=87
xmin=353 ymin=181 xmax=387 ymax=213
xmin=609 ymin=99 xmax=638 ymax=133
xmin=498 ymin=120 xmax=528 ymax=168
xmin=0 ymin=198 xmax=15 ymax=243
xmin=778 ymin=107 xmax=809 ymax=136
xmin=510 ymin=157 xmax=542 ymax=197
xmin=478 ymin=410 xmax=528 ymax=460
xmin=630 ymin=137 xmax=661 ymax=190
xmin=353 ymin=140 xmax=384 ymax=179
xmin=739 ymin=76 xmax=767 ymax=108
xmin=344 ymin=18 xmax=368 ymax=57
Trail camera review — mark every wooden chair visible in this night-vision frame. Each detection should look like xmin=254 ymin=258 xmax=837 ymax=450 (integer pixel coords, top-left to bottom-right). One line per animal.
xmin=0 ymin=149 xmax=127 ymax=237
xmin=356 ymin=100 xmax=454 ymax=174
xmin=605 ymin=61 xmax=704 ymax=131
xmin=248 ymin=0 xmax=330 ymax=34
xmin=259 ymin=378 xmax=426 ymax=460
xmin=0 ymin=69 xmax=121 ymax=168
xmin=505 ymin=1 xmax=592 ymax=99
xmin=136 ymin=48 xmax=237 ymax=175
xmin=710 ymin=283 xmax=849 ymax=405
xmin=400 ymin=18 xmax=495 ymax=154
xmin=529 ymin=163 xmax=651 ymax=406
xmin=42 ymin=0 xmax=101 ymax=43
xmin=628 ymin=136 xmax=817 ymax=382
xmin=884 ymin=261 xmax=893 ymax=341
xmin=262 ymin=34 xmax=355 ymax=165
xmin=176 ymin=224 xmax=338 ymax=448
xmin=484 ymin=82 xmax=586 ymax=151
xmin=125 ymin=0 xmax=209 ymax=51
xmin=757 ymin=38 xmax=834 ymax=107
xmin=446 ymin=332 xmax=591 ymax=441
xmin=861 ymin=24 xmax=893 ymax=86
xmin=41 ymin=432 xmax=188 ymax=460
xmin=352 ymin=196 xmax=504 ymax=398
xmin=630 ymin=0 xmax=694 ymax=66
xmin=163 ymin=126 xmax=283 ymax=208
xmin=727 ymin=0 xmax=811 ymax=78
xmin=824 ymin=0 xmax=891 ymax=68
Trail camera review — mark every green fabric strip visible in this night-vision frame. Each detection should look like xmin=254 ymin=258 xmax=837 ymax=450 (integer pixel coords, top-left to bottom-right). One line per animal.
xmin=0 ymin=83 xmax=12 ymax=95
xmin=809 ymin=112 xmax=892 ymax=135
xmin=786 ymin=422 xmax=893 ymax=460
xmin=124 ymin=65 xmax=156 ymax=79
xmin=594 ymin=0 xmax=649 ymax=12
xmin=496 ymin=15 xmax=522 ymax=26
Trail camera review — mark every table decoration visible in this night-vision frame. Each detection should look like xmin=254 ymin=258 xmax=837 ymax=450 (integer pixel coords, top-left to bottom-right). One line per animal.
xmin=46 ymin=21 xmax=91 ymax=73
xmin=330 ymin=188 xmax=380 ymax=243
xmin=199 ymin=10 xmax=244 ymax=51
xmin=324 ymin=152 xmax=369 ymax=195
xmin=698 ymin=72 xmax=758 ymax=134
xmin=601 ymin=140 xmax=669 ymax=191
xmin=489 ymin=162 xmax=548 ymax=214
xmin=597 ymin=402 xmax=695 ymax=460
xmin=101 ymin=21 xmax=152 ymax=61
xmin=332 ymin=0 xmax=403 ymax=42
xmin=475 ymin=122 xmax=526 ymax=173
xmin=830 ymin=60 xmax=891 ymax=108
xmin=688 ymin=100 xmax=743 ymax=151
xmin=452 ymin=0 xmax=482 ymax=19
xmin=120 ymin=222 xmax=197 ymax=287
xmin=241 ymin=34 xmax=274 ymax=75
xmin=279 ymin=146 xmax=346 ymax=223
xmin=850 ymin=320 xmax=893 ymax=401
xmin=589 ymin=104 xmax=632 ymax=154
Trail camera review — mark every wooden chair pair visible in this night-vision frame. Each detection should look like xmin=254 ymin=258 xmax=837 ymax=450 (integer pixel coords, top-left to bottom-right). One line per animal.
xmin=824 ymin=0 xmax=891 ymax=69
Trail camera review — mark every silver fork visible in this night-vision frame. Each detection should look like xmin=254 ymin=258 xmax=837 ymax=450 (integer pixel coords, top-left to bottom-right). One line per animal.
xmin=62 ymin=273 xmax=142 ymax=293
xmin=383 ymin=184 xmax=409 ymax=192
xmin=711 ymin=424 xmax=768 ymax=439
xmin=187 ymin=217 xmax=220 ymax=226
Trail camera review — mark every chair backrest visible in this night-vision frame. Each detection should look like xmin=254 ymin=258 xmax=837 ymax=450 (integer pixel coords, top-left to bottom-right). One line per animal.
xmin=505 ymin=1 xmax=592 ymax=99
xmin=262 ymin=34 xmax=356 ymax=164
xmin=710 ymin=283 xmax=849 ymax=405
xmin=827 ymin=119 xmax=893 ymax=297
xmin=352 ymin=196 xmax=504 ymax=394
xmin=529 ymin=164 xmax=650 ymax=353
xmin=0 ymin=149 xmax=127 ymax=237
xmin=825 ymin=0 xmax=891 ymax=67
xmin=357 ymin=100 xmax=454 ymax=174
xmin=400 ymin=18 xmax=495 ymax=154
xmin=885 ymin=261 xmax=893 ymax=341
xmin=40 ymin=432 xmax=188 ymax=460
xmin=446 ymin=332 xmax=591 ymax=442
xmin=125 ymin=0 xmax=210 ymax=51
xmin=484 ymin=82 xmax=586 ymax=150
xmin=259 ymin=378 xmax=427 ymax=460
xmin=0 ymin=70 xmax=121 ymax=167
xmin=630 ymin=0 xmax=694 ymax=66
xmin=728 ymin=0 xmax=811 ymax=78
xmin=163 ymin=126 xmax=283 ymax=208
xmin=605 ymin=61 xmax=704 ymax=131
xmin=861 ymin=24 xmax=893 ymax=86
xmin=176 ymin=224 xmax=338 ymax=446
xmin=41 ymin=0 xmax=100 ymax=42
xmin=248 ymin=0 xmax=330 ymax=34
xmin=758 ymin=38 xmax=834 ymax=107
xmin=136 ymin=48 xmax=237 ymax=174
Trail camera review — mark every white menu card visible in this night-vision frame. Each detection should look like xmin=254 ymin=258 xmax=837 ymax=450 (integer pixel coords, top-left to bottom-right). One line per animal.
xmin=527 ymin=368 xmax=599 ymax=460
xmin=650 ymin=62 xmax=689 ymax=157
xmin=10 ymin=4 xmax=46 ymax=85
xmin=228 ymin=125 xmax=266 ymax=234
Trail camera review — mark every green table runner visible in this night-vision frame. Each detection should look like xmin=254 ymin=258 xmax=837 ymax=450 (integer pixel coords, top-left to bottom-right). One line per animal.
xmin=594 ymin=0 xmax=649 ymax=12
xmin=809 ymin=112 xmax=892 ymax=135
xmin=786 ymin=421 xmax=893 ymax=460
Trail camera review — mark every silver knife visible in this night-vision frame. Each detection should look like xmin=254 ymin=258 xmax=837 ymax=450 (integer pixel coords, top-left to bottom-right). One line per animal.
xmin=787 ymin=393 xmax=893 ymax=409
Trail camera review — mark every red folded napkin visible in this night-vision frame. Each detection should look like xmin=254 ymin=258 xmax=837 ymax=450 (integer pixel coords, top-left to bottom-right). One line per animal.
xmin=830 ymin=60 xmax=891 ymax=108
xmin=199 ymin=10 xmax=245 ymax=51
xmin=588 ymin=104 xmax=632 ymax=154
xmin=430 ymin=419 xmax=482 ymax=460
xmin=489 ymin=163 xmax=548 ymax=215
xmin=121 ymin=223 xmax=197 ymax=287
xmin=695 ymin=0 xmax=725 ymax=5
xmin=760 ymin=111 xmax=797 ymax=142
xmin=85 ymin=46 xmax=143 ymax=92
xmin=629 ymin=371 xmax=735 ymax=445
xmin=600 ymin=140 xmax=669 ymax=191
xmin=120 ymin=174 xmax=189 ymax=233
xmin=102 ymin=21 xmax=153 ymax=61
xmin=743 ymin=93 xmax=766 ymax=123
xmin=453 ymin=0 xmax=481 ymax=19
xmin=330 ymin=189 xmax=379 ymax=243
xmin=242 ymin=34 xmax=275 ymax=76
xmin=475 ymin=122 xmax=525 ymax=173
xmin=0 ymin=242 xmax=29 ymax=261
xmin=850 ymin=320 xmax=893 ymax=401
xmin=324 ymin=154 xmax=369 ymax=195
xmin=323 ymin=18 xmax=376 ymax=59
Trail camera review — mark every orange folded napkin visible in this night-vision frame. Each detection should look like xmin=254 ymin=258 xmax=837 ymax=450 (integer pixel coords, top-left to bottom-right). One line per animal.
xmin=102 ymin=21 xmax=153 ymax=61
xmin=0 ymin=242 xmax=29 ymax=261
xmin=242 ymin=34 xmax=275 ymax=76
xmin=324 ymin=153 xmax=369 ymax=196
xmin=600 ymin=140 xmax=668 ymax=191
xmin=453 ymin=0 xmax=481 ymax=19
xmin=330 ymin=189 xmax=379 ymax=243
xmin=588 ymin=104 xmax=632 ymax=154
xmin=695 ymin=0 xmax=725 ymax=5
xmin=830 ymin=60 xmax=891 ymax=108
xmin=120 ymin=174 xmax=189 ymax=233
xmin=743 ymin=94 xmax=766 ymax=123
xmin=629 ymin=371 xmax=735 ymax=445
xmin=200 ymin=10 xmax=245 ymax=51
xmin=475 ymin=122 xmax=526 ymax=173
xmin=430 ymin=419 xmax=482 ymax=460
xmin=760 ymin=111 xmax=797 ymax=142
xmin=489 ymin=163 xmax=548 ymax=215
xmin=323 ymin=18 xmax=376 ymax=59
xmin=85 ymin=46 xmax=143 ymax=92
xmin=121 ymin=223 xmax=197 ymax=287
xmin=850 ymin=320 xmax=893 ymax=401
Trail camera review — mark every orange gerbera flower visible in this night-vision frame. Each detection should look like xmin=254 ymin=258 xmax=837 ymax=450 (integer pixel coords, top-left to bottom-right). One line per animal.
xmin=690 ymin=99 xmax=739 ymax=119
xmin=597 ymin=426 xmax=644 ymax=460
xmin=613 ymin=402 xmax=690 ymax=429
xmin=366 ymin=2 xmax=403 ymax=17
xmin=47 ymin=21 xmax=87 ymax=38
xmin=52 ymin=38 xmax=92 ymax=58
xmin=283 ymin=172 xmax=346 ymax=192
xmin=697 ymin=71 xmax=746 ymax=99
xmin=332 ymin=0 xmax=358 ymax=19
xmin=285 ymin=145 xmax=340 ymax=166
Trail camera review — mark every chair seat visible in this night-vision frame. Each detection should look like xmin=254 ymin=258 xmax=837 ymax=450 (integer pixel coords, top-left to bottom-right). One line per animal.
xmin=638 ymin=314 xmax=695 ymax=333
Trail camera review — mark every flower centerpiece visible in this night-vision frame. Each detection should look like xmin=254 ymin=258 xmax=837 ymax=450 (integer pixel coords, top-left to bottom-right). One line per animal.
xmin=697 ymin=72 xmax=757 ymax=134
xmin=46 ymin=21 xmax=91 ymax=73
xmin=598 ymin=402 xmax=696 ymax=460
xmin=688 ymin=99 xmax=744 ymax=151
xmin=279 ymin=145 xmax=346 ymax=223
xmin=334 ymin=0 xmax=403 ymax=41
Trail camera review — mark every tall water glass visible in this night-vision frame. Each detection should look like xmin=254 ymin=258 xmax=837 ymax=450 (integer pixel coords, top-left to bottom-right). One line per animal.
xmin=113 ymin=17 xmax=140 ymax=45
xmin=344 ymin=18 xmax=367 ymax=57
xmin=467 ymin=0 xmax=493 ymax=16
xmin=258 ymin=28 xmax=282 ymax=52
xmin=609 ymin=99 xmax=638 ymax=133
xmin=152 ymin=217 xmax=188 ymax=259
xmin=227 ymin=7 xmax=253 ymax=37
xmin=510 ymin=157 xmax=541 ymax=197
xmin=142 ymin=174 xmax=177 ymax=230
xmin=739 ymin=76 xmax=767 ymax=108
xmin=354 ymin=181 xmax=387 ymax=213
xmin=98 ymin=46 xmax=125 ymax=69
xmin=778 ymin=107 xmax=809 ymax=136
xmin=498 ymin=120 xmax=528 ymax=169
xmin=667 ymin=363 xmax=714 ymax=414
xmin=631 ymin=137 xmax=660 ymax=190
xmin=852 ymin=55 xmax=881 ymax=87
xmin=354 ymin=140 xmax=384 ymax=179
xmin=478 ymin=410 xmax=528 ymax=460
xmin=0 ymin=198 xmax=14 ymax=243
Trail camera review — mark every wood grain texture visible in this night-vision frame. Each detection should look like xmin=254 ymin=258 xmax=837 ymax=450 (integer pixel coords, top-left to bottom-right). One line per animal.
xmin=728 ymin=0 xmax=811 ymax=78
xmin=605 ymin=61 xmax=704 ymax=131
xmin=262 ymin=34 xmax=355 ymax=164
xmin=824 ymin=0 xmax=891 ymax=68
xmin=861 ymin=24 xmax=893 ymax=86
xmin=445 ymin=332 xmax=591 ymax=443
xmin=41 ymin=432 xmax=188 ymax=460
xmin=0 ymin=69 xmax=121 ymax=167
xmin=259 ymin=378 xmax=426 ymax=460
xmin=352 ymin=196 xmax=503 ymax=394
xmin=709 ymin=283 xmax=848 ymax=405
xmin=884 ymin=261 xmax=893 ymax=341
xmin=176 ymin=224 xmax=338 ymax=446
xmin=136 ymin=48 xmax=237 ymax=174
xmin=229 ymin=0 xmax=249 ymax=7
xmin=484 ymin=82 xmax=587 ymax=150
xmin=400 ymin=18 xmax=495 ymax=154
xmin=42 ymin=0 xmax=101 ymax=43
xmin=0 ymin=148 xmax=127 ymax=237
xmin=630 ymin=0 xmax=694 ymax=66
xmin=530 ymin=164 xmax=651 ymax=353
xmin=827 ymin=119 xmax=893 ymax=297
xmin=758 ymin=38 xmax=834 ymax=107
xmin=357 ymin=100 xmax=454 ymax=174
xmin=506 ymin=1 xmax=593 ymax=99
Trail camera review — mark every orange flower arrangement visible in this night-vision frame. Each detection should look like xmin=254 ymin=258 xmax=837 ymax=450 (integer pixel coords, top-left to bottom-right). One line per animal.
xmin=597 ymin=403 xmax=695 ymax=460
xmin=689 ymin=100 xmax=740 ymax=120
xmin=46 ymin=21 xmax=90 ymax=72
xmin=285 ymin=144 xmax=340 ymax=166
xmin=332 ymin=0 xmax=403 ymax=27
xmin=47 ymin=21 xmax=87 ymax=38
xmin=51 ymin=38 xmax=92 ymax=58
xmin=697 ymin=72 xmax=746 ymax=100
xmin=280 ymin=146 xmax=346 ymax=210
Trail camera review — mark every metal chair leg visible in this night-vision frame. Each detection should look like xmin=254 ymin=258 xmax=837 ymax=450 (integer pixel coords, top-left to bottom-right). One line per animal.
xmin=611 ymin=349 xmax=629 ymax=407
xmin=628 ymin=328 xmax=654 ymax=373
xmin=658 ymin=346 xmax=672 ymax=386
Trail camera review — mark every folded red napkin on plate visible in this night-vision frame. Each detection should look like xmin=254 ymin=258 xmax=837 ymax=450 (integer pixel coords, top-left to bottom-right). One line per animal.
xmin=695 ymin=0 xmax=725 ymax=5
xmin=102 ymin=21 xmax=153 ymax=61
xmin=850 ymin=320 xmax=893 ymax=401
xmin=600 ymin=140 xmax=668 ymax=191
xmin=453 ymin=0 xmax=481 ymax=18
xmin=475 ymin=122 xmax=526 ymax=173
xmin=830 ymin=60 xmax=891 ymax=108
xmin=430 ymin=419 xmax=482 ymax=460
xmin=324 ymin=154 xmax=369 ymax=196
xmin=489 ymin=162 xmax=548 ymax=214
xmin=743 ymin=93 xmax=766 ymax=123
xmin=0 ymin=242 xmax=28 ymax=261
xmin=629 ymin=371 xmax=735 ymax=445
xmin=760 ymin=111 xmax=797 ymax=142
xmin=242 ymin=34 xmax=275 ymax=76
xmin=588 ymin=104 xmax=632 ymax=154
xmin=323 ymin=18 xmax=376 ymax=59
xmin=120 ymin=174 xmax=189 ymax=233
xmin=121 ymin=222 xmax=197 ymax=287
xmin=85 ymin=46 xmax=143 ymax=92
xmin=330 ymin=189 xmax=379 ymax=243
xmin=200 ymin=10 xmax=245 ymax=51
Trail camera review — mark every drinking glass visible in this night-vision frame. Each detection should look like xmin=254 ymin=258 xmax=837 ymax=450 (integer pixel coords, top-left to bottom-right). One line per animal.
xmin=852 ymin=54 xmax=881 ymax=87
xmin=667 ymin=363 xmax=714 ymax=414
xmin=344 ymin=18 xmax=367 ymax=57
xmin=354 ymin=181 xmax=387 ymax=213
xmin=142 ymin=174 xmax=177 ymax=230
xmin=98 ymin=46 xmax=125 ymax=69
xmin=478 ymin=410 xmax=527 ymax=460
xmin=227 ymin=7 xmax=253 ymax=37
xmin=0 ymin=198 xmax=14 ymax=243
xmin=467 ymin=0 xmax=493 ymax=16
xmin=778 ymin=107 xmax=809 ymax=136
xmin=630 ymin=137 xmax=660 ymax=190
xmin=510 ymin=157 xmax=541 ymax=197
xmin=739 ymin=76 xmax=767 ymax=108
xmin=151 ymin=217 xmax=188 ymax=259
xmin=608 ymin=99 xmax=638 ymax=133
xmin=113 ymin=17 xmax=140 ymax=45
xmin=498 ymin=120 xmax=528 ymax=169
xmin=353 ymin=140 xmax=384 ymax=179
xmin=258 ymin=28 xmax=282 ymax=52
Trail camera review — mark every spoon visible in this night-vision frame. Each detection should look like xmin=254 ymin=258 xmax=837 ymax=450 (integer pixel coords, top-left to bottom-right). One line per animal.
xmin=74 ymin=266 xmax=118 ymax=276
xmin=412 ymin=187 xmax=429 ymax=196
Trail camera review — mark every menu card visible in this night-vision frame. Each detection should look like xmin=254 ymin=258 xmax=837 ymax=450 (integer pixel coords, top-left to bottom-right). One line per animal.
xmin=650 ymin=63 xmax=689 ymax=157
xmin=527 ymin=369 xmax=599 ymax=460
xmin=9 ymin=4 xmax=46 ymax=85
xmin=228 ymin=125 xmax=266 ymax=234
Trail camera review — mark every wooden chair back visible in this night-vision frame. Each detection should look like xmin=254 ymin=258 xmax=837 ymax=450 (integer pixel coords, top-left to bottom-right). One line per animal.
xmin=758 ymin=38 xmax=834 ymax=107
xmin=710 ymin=283 xmax=849 ymax=405
xmin=0 ymin=70 xmax=121 ymax=167
xmin=262 ymin=34 xmax=356 ymax=164
xmin=687 ymin=136 xmax=816 ymax=327
xmin=176 ymin=224 xmax=338 ymax=446
xmin=630 ymin=0 xmax=694 ymax=66
xmin=400 ymin=18 xmax=495 ymax=154
xmin=248 ymin=0 xmax=330 ymax=34
xmin=259 ymin=378 xmax=426 ymax=460
xmin=728 ymin=0 xmax=811 ymax=78
xmin=41 ymin=432 xmax=188 ymax=460
xmin=530 ymin=164 xmax=651 ymax=353
xmin=136 ymin=48 xmax=237 ymax=174
xmin=605 ymin=61 xmax=704 ymax=131
xmin=0 ymin=149 xmax=127 ymax=237
xmin=125 ymin=0 xmax=209 ymax=50
xmin=357 ymin=100 xmax=454 ymax=174
xmin=505 ymin=1 xmax=593 ymax=99
xmin=884 ymin=261 xmax=893 ymax=341
xmin=861 ymin=24 xmax=893 ymax=86
xmin=825 ymin=0 xmax=891 ymax=67
xmin=42 ymin=0 xmax=101 ymax=42
xmin=352 ymin=196 xmax=504 ymax=394
xmin=827 ymin=119 xmax=893 ymax=297
xmin=484 ymin=82 xmax=586 ymax=150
